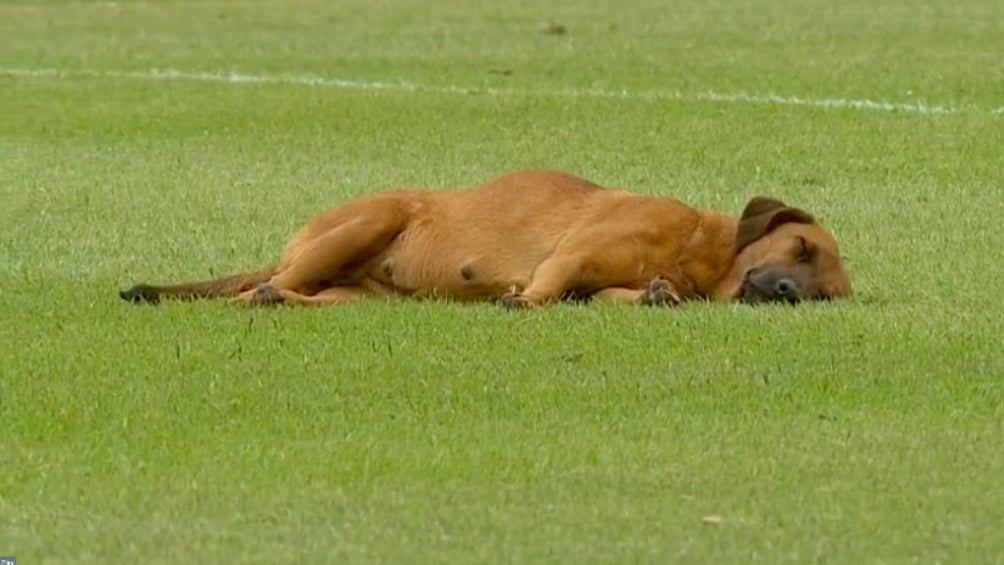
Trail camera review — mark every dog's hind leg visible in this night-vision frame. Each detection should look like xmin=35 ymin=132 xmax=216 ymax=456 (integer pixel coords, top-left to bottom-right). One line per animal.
xmin=266 ymin=199 xmax=410 ymax=295
xmin=235 ymin=284 xmax=375 ymax=307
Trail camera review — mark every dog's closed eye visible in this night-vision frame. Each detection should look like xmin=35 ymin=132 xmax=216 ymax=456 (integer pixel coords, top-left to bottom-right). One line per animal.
xmin=796 ymin=236 xmax=816 ymax=263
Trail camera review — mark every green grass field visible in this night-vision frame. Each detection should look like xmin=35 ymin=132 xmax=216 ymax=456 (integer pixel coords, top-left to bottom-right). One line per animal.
xmin=2 ymin=0 xmax=1003 ymax=562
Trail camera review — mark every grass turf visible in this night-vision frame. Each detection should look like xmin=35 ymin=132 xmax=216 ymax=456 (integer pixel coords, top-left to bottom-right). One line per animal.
xmin=2 ymin=0 xmax=1003 ymax=562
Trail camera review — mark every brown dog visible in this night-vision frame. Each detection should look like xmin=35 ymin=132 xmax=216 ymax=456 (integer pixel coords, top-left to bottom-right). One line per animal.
xmin=120 ymin=170 xmax=851 ymax=308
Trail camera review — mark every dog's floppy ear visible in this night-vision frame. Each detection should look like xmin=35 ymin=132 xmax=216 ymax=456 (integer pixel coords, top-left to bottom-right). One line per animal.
xmin=736 ymin=196 xmax=815 ymax=251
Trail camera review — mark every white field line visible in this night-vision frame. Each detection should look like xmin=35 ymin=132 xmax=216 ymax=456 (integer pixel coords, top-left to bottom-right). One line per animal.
xmin=2 ymin=66 xmax=1001 ymax=116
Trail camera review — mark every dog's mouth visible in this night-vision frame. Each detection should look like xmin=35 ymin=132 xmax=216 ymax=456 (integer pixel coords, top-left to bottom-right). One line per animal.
xmin=739 ymin=268 xmax=802 ymax=304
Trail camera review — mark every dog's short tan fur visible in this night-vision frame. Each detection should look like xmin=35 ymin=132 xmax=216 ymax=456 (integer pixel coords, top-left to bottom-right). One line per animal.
xmin=120 ymin=170 xmax=851 ymax=308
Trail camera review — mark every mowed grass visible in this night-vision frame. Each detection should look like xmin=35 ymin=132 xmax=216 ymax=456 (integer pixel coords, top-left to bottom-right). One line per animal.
xmin=1 ymin=0 xmax=1003 ymax=562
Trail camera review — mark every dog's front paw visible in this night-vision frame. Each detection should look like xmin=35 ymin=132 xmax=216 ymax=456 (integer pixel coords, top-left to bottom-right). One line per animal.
xmin=120 ymin=284 xmax=159 ymax=304
xmin=500 ymin=292 xmax=531 ymax=310
xmin=639 ymin=277 xmax=681 ymax=307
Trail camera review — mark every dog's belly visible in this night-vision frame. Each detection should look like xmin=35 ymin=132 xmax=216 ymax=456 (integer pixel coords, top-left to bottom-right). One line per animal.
xmin=364 ymin=207 xmax=582 ymax=300
xmin=352 ymin=170 xmax=629 ymax=300
xmin=366 ymin=226 xmax=549 ymax=300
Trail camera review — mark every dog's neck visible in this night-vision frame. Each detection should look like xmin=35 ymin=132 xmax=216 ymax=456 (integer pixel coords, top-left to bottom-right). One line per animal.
xmin=687 ymin=210 xmax=744 ymax=302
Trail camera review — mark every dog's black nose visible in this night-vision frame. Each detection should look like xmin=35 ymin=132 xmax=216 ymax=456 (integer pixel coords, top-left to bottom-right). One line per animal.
xmin=774 ymin=277 xmax=797 ymax=299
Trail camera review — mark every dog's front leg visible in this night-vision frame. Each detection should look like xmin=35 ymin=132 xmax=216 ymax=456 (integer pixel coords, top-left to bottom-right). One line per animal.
xmin=500 ymin=254 xmax=592 ymax=309
xmin=591 ymin=277 xmax=682 ymax=307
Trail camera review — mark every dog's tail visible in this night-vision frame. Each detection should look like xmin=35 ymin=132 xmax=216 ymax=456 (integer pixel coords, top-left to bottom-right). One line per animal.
xmin=119 ymin=266 xmax=276 ymax=304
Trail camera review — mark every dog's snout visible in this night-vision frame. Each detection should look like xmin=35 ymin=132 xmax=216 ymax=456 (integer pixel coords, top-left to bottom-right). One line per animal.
xmin=741 ymin=268 xmax=803 ymax=303
xmin=775 ymin=277 xmax=796 ymax=298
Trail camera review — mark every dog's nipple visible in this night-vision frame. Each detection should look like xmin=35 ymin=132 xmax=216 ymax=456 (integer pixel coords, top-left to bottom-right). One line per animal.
xmin=460 ymin=263 xmax=475 ymax=281
xmin=380 ymin=258 xmax=394 ymax=278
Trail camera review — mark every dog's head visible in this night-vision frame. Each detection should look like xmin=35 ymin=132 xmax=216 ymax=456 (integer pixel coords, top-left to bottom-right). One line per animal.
xmin=729 ymin=196 xmax=851 ymax=304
